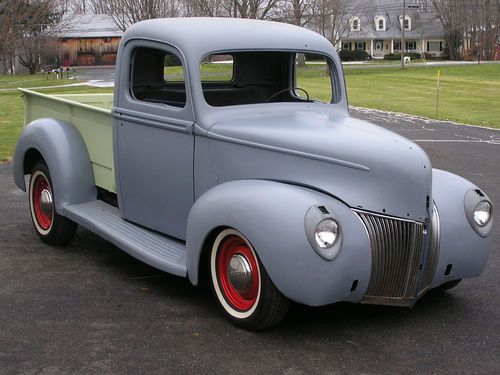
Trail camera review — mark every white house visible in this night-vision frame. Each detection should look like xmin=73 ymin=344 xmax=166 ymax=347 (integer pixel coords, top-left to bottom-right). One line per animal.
xmin=339 ymin=0 xmax=446 ymax=58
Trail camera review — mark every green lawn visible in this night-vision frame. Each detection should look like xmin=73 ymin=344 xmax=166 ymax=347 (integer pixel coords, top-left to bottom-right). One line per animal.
xmin=343 ymin=64 xmax=500 ymax=127
xmin=1 ymin=64 xmax=499 ymax=160
xmin=0 ymin=75 xmax=112 ymax=161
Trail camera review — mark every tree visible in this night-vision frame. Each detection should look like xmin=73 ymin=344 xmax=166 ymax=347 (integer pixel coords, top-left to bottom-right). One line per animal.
xmin=187 ymin=0 xmax=280 ymax=19
xmin=0 ymin=0 xmax=66 ymax=74
xmin=311 ymin=0 xmax=358 ymax=49
xmin=431 ymin=0 xmax=500 ymax=61
xmin=90 ymin=0 xmax=182 ymax=30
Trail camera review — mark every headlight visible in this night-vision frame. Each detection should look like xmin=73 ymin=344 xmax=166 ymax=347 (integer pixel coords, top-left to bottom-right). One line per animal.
xmin=305 ymin=206 xmax=343 ymax=261
xmin=474 ymin=201 xmax=491 ymax=227
xmin=315 ymin=219 xmax=339 ymax=248
xmin=464 ymin=189 xmax=493 ymax=238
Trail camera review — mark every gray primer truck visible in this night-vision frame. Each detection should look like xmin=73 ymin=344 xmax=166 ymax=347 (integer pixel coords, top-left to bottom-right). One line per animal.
xmin=13 ymin=18 xmax=493 ymax=329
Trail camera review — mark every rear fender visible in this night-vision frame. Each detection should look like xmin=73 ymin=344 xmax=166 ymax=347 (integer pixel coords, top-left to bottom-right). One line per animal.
xmin=13 ymin=118 xmax=96 ymax=214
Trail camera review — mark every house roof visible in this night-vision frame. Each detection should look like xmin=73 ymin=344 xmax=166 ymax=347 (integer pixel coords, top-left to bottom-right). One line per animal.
xmin=342 ymin=0 xmax=445 ymax=41
xmin=58 ymin=14 xmax=122 ymax=38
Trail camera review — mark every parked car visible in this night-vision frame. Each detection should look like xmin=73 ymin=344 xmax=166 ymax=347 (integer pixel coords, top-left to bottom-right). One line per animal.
xmin=13 ymin=18 xmax=493 ymax=329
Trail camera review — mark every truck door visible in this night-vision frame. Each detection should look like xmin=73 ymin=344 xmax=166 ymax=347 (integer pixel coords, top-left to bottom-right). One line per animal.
xmin=113 ymin=41 xmax=194 ymax=240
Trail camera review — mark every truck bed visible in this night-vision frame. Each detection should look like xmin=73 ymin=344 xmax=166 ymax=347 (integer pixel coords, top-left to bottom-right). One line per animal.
xmin=20 ymin=89 xmax=115 ymax=192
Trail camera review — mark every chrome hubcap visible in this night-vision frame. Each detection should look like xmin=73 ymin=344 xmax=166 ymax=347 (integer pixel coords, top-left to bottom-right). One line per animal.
xmin=228 ymin=254 xmax=252 ymax=293
xmin=40 ymin=188 xmax=53 ymax=217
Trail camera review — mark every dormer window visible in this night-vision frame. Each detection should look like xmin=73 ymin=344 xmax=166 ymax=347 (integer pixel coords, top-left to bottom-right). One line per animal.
xmin=400 ymin=15 xmax=411 ymax=31
xmin=350 ymin=17 xmax=361 ymax=31
xmin=374 ymin=16 xmax=386 ymax=31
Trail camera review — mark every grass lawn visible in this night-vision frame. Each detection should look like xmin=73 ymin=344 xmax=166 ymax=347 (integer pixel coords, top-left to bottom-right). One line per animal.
xmin=1 ymin=64 xmax=499 ymax=160
xmin=343 ymin=64 xmax=500 ymax=127
xmin=0 ymin=75 xmax=112 ymax=160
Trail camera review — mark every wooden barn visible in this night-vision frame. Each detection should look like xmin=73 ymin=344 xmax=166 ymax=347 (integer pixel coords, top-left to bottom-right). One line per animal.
xmin=58 ymin=14 xmax=123 ymax=67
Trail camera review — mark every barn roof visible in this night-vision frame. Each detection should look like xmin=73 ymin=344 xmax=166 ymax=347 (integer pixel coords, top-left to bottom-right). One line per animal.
xmin=59 ymin=14 xmax=122 ymax=38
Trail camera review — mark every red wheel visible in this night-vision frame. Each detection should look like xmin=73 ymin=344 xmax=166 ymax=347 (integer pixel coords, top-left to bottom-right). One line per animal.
xmin=28 ymin=161 xmax=78 ymax=245
xmin=30 ymin=171 xmax=54 ymax=234
xmin=210 ymin=229 xmax=290 ymax=329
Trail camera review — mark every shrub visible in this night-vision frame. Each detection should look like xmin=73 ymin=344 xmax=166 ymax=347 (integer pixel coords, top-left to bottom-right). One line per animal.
xmin=339 ymin=49 xmax=370 ymax=61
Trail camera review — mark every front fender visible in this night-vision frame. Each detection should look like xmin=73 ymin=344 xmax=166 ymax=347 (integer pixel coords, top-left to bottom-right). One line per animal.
xmin=431 ymin=169 xmax=492 ymax=288
xmin=13 ymin=118 xmax=96 ymax=214
xmin=186 ymin=180 xmax=371 ymax=306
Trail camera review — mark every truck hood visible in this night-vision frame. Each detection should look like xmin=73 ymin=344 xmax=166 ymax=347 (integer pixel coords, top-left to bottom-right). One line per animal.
xmin=204 ymin=109 xmax=432 ymax=222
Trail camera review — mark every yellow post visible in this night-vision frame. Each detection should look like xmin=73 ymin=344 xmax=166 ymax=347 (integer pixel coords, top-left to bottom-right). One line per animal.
xmin=436 ymin=69 xmax=441 ymax=118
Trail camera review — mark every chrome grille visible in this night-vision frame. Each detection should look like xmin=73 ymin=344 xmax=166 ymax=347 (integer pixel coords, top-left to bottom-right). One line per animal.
xmin=355 ymin=210 xmax=425 ymax=306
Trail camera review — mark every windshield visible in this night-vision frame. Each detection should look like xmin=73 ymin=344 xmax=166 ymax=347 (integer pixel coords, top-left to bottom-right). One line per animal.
xmin=200 ymin=51 xmax=337 ymax=107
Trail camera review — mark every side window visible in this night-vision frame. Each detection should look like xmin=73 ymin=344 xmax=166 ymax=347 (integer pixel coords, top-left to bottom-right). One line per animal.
xmin=131 ymin=47 xmax=186 ymax=108
xmin=295 ymin=53 xmax=334 ymax=103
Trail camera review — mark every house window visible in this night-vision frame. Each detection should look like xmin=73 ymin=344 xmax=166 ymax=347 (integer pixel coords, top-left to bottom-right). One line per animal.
xmin=342 ymin=42 xmax=350 ymax=50
xmin=351 ymin=17 xmax=360 ymax=31
xmin=394 ymin=41 xmax=401 ymax=51
xmin=354 ymin=42 xmax=366 ymax=50
xmin=405 ymin=41 xmax=417 ymax=51
xmin=374 ymin=16 xmax=386 ymax=31
xmin=400 ymin=15 xmax=411 ymax=31
xmin=427 ymin=41 xmax=443 ymax=52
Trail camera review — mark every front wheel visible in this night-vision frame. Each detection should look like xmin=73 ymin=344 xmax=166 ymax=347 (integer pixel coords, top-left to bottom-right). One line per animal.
xmin=28 ymin=161 xmax=78 ymax=245
xmin=210 ymin=228 xmax=290 ymax=330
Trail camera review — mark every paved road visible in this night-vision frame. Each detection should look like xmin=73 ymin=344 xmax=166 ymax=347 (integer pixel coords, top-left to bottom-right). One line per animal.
xmin=1 ymin=112 xmax=499 ymax=374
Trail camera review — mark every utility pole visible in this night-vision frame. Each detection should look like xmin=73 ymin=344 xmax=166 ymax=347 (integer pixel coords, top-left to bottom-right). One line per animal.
xmin=401 ymin=0 xmax=406 ymax=69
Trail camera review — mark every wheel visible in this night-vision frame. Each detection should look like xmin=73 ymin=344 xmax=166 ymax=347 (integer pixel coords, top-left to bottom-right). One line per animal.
xmin=210 ymin=228 xmax=290 ymax=330
xmin=28 ymin=160 xmax=78 ymax=245
xmin=433 ymin=279 xmax=462 ymax=292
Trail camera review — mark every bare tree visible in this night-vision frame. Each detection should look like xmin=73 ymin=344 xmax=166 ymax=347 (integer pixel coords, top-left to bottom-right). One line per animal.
xmin=93 ymin=0 xmax=182 ymax=30
xmin=188 ymin=0 xmax=281 ymax=19
xmin=0 ymin=0 xmax=67 ymax=74
xmin=465 ymin=0 xmax=500 ymax=61
xmin=311 ymin=0 xmax=357 ymax=48
xmin=431 ymin=0 xmax=500 ymax=60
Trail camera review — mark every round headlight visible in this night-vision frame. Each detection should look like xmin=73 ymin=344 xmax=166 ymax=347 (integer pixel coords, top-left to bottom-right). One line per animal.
xmin=314 ymin=219 xmax=339 ymax=249
xmin=474 ymin=201 xmax=491 ymax=227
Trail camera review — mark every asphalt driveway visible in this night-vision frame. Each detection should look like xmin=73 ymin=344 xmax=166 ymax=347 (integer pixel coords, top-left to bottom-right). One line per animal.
xmin=0 ymin=111 xmax=498 ymax=374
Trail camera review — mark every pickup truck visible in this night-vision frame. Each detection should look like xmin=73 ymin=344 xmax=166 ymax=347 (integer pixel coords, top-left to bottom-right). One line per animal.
xmin=13 ymin=18 xmax=493 ymax=330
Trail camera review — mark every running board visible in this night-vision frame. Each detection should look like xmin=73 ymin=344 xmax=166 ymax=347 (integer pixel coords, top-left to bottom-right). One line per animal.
xmin=63 ymin=200 xmax=187 ymax=277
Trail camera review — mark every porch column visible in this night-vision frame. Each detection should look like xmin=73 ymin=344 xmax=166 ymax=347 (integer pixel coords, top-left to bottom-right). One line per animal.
xmin=370 ymin=39 xmax=374 ymax=57
xmin=391 ymin=39 xmax=394 ymax=53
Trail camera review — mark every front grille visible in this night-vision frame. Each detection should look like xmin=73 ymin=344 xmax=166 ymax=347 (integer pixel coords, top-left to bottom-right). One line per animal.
xmin=355 ymin=210 xmax=425 ymax=306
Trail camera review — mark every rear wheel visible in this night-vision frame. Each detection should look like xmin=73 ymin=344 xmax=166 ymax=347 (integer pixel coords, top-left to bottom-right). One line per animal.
xmin=210 ymin=228 xmax=290 ymax=330
xmin=28 ymin=161 xmax=77 ymax=245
